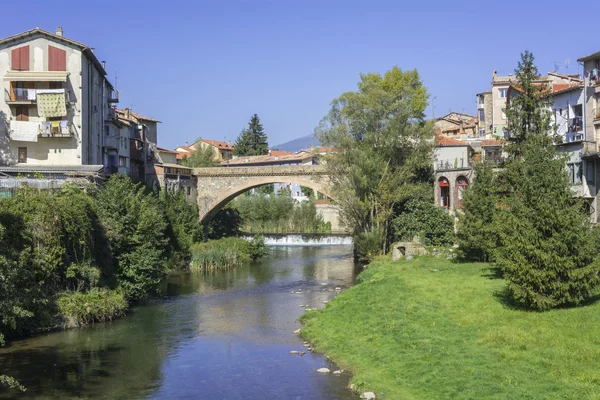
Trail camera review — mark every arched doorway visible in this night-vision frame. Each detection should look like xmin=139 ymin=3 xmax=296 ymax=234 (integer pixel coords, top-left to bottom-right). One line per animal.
xmin=456 ymin=176 xmax=468 ymax=209
xmin=438 ymin=177 xmax=450 ymax=209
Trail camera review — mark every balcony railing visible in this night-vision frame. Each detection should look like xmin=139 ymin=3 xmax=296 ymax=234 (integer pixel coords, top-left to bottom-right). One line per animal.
xmin=569 ymin=117 xmax=583 ymax=132
xmin=39 ymin=121 xmax=73 ymax=137
xmin=435 ymin=158 xmax=469 ymax=170
xmin=108 ymin=90 xmax=119 ymax=103
xmin=5 ymin=88 xmax=68 ymax=103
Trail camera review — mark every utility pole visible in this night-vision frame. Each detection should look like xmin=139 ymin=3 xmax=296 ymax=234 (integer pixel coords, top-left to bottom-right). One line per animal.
xmin=432 ymin=96 xmax=437 ymax=119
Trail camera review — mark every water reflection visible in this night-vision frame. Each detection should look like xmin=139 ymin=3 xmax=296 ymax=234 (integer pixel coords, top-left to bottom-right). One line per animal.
xmin=0 ymin=245 xmax=359 ymax=400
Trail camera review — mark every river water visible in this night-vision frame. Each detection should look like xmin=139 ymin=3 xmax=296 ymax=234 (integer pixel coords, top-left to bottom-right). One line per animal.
xmin=0 ymin=245 xmax=360 ymax=400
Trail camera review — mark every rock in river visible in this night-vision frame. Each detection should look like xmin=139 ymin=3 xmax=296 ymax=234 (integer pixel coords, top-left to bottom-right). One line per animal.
xmin=316 ymin=368 xmax=330 ymax=374
xmin=290 ymin=351 xmax=299 ymax=355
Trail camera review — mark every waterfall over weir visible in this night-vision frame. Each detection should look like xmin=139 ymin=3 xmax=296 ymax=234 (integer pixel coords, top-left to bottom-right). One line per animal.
xmin=244 ymin=234 xmax=353 ymax=246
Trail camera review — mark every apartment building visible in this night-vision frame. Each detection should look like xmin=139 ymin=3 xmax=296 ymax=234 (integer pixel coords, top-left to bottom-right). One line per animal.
xmin=175 ymin=139 xmax=233 ymax=162
xmin=0 ymin=27 xmax=118 ymax=178
xmin=433 ymin=112 xmax=479 ymax=139
xmin=114 ymin=108 xmax=160 ymax=182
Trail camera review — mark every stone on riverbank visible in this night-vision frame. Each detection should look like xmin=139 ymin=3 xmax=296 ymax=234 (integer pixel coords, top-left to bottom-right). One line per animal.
xmin=293 ymin=328 xmax=301 ymax=335
xmin=333 ymin=370 xmax=342 ymax=375
xmin=360 ymin=392 xmax=376 ymax=399
xmin=316 ymin=368 xmax=330 ymax=374
xmin=290 ymin=351 xmax=299 ymax=354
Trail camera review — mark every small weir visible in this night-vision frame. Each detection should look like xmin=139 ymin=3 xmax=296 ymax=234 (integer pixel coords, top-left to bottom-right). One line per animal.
xmin=245 ymin=234 xmax=353 ymax=246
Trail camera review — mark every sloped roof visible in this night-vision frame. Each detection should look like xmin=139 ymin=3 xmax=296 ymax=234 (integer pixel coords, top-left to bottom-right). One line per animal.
xmin=200 ymin=139 xmax=233 ymax=150
xmin=0 ymin=28 xmax=110 ymax=84
xmin=269 ymin=150 xmax=294 ymax=156
xmin=130 ymin=111 xmax=161 ymax=123
xmin=222 ymin=151 xmax=314 ymax=166
xmin=157 ymin=147 xmax=178 ymax=154
xmin=578 ymin=50 xmax=600 ymax=62
xmin=435 ymin=136 xmax=469 ymax=147
xmin=481 ymin=139 xmax=504 ymax=147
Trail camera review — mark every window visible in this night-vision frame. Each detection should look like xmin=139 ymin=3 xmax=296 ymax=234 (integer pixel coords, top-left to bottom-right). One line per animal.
xmin=498 ymin=88 xmax=507 ymax=98
xmin=119 ymin=156 xmax=126 ymax=167
xmin=456 ymin=177 xmax=468 ymax=209
xmin=478 ymin=109 xmax=485 ymax=122
xmin=439 ymin=177 xmax=450 ymax=209
xmin=586 ymin=161 xmax=595 ymax=184
xmin=187 ymin=186 xmax=191 ymax=196
xmin=15 ymin=106 xmax=28 ymax=121
xmin=501 ymin=109 xmax=506 ymax=120
xmin=568 ymin=162 xmax=583 ymax=184
xmin=48 ymin=46 xmax=67 ymax=71
xmin=11 ymin=46 xmax=30 ymax=71
xmin=18 ymin=147 xmax=27 ymax=163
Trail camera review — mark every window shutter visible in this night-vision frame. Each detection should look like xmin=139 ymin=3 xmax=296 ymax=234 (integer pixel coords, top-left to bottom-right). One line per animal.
xmin=20 ymin=46 xmax=30 ymax=71
xmin=11 ymin=48 xmax=20 ymax=70
xmin=48 ymin=46 xmax=66 ymax=71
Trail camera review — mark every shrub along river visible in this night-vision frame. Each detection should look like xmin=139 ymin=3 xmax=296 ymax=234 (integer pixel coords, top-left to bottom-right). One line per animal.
xmin=0 ymin=245 xmax=360 ymax=399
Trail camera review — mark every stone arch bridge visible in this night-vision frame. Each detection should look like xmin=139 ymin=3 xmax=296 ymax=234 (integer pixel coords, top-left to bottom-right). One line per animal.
xmin=193 ymin=165 xmax=333 ymax=223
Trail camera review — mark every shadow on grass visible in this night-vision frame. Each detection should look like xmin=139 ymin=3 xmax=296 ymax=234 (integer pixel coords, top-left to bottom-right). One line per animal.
xmin=481 ymin=266 xmax=503 ymax=280
xmin=493 ymin=286 xmax=600 ymax=311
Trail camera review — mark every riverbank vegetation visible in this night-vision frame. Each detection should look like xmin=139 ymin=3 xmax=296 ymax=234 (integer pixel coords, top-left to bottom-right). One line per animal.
xmin=316 ymin=66 xmax=434 ymax=256
xmin=0 ymin=174 xmax=255 ymax=344
xmin=232 ymin=192 xmax=331 ymax=233
xmin=301 ymin=257 xmax=600 ymax=399
xmin=190 ymin=236 xmax=269 ymax=270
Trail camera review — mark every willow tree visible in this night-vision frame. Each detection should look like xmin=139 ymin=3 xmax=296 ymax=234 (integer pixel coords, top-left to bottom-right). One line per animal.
xmin=316 ymin=66 xmax=434 ymax=252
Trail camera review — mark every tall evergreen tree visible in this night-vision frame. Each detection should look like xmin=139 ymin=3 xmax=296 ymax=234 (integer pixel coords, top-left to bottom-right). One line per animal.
xmin=495 ymin=51 xmax=600 ymax=310
xmin=504 ymin=50 xmax=552 ymax=149
xmin=456 ymin=161 xmax=500 ymax=262
xmin=233 ymin=114 xmax=269 ymax=156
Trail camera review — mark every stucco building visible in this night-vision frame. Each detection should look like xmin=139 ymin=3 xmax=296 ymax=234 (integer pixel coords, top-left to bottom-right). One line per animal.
xmin=0 ymin=27 xmax=118 ymax=178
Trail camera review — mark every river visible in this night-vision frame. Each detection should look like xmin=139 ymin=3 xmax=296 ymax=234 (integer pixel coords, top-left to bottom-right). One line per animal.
xmin=0 ymin=245 xmax=360 ymax=400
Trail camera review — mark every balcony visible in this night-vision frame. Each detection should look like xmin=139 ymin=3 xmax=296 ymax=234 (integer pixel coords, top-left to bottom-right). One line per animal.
xmin=568 ymin=117 xmax=583 ymax=133
xmin=108 ymin=90 xmax=119 ymax=104
xmin=130 ymin=139 xmax=145 ymax=161
xmin=39 ymin=121 xmax=73 ymax=137
xmin=435 ymin=158 xmax=470 ymax=171
xmin=5 ymin=88 xmax=69 ymax=105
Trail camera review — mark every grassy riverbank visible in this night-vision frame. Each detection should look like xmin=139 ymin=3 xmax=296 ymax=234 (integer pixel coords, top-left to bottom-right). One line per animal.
xmin=300 ymin=257 xmax=600 ymax=399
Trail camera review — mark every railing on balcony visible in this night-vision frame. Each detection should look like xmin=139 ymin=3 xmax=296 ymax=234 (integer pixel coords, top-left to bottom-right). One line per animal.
xmin=435 ymin=158 xmax=469 ymax=171
xmin=39 ymin=120 xmax=73 ymax=137
xmin=5 ymin=88 xmax=70 ymax=103
xmin=108 ymin=90 xmax=119 ymax=103
xmin=106 ymin=107 xmax=117 ymax=122
xmin=568 ymin=116 xmax=583 ymax=132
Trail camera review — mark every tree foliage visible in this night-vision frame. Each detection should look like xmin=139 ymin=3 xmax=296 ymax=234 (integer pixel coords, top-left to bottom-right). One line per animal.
xmin=456 ymin=162 xmax=500 ymax=261
xmin=179 ymin=141 xmax=219 ymax=168
xmin=93 ymin=175 xmax=169 ymax=301
xmin=496 ymin=135 xmax=600 ymax=310
xmin=315 ymin=66 xmax=434 ymax=252
xmin=233 ymin=114 xmax=269 ymax=156
xmin=392 ymin=199 xmax=454 ymax=246
xmin=494 ymin=51 xmax=600 ymax=309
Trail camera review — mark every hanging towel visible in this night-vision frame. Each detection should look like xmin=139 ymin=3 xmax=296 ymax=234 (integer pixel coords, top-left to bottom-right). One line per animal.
xmin=10 ymin=121 xmax=39 ymax=142
xmin=43 ymin=121 xmax=51 ymax=135
xmin=37 ymin=91 xmax=67 ymax=117
xmin=27 ymin=89 xmax=37 ymax=101
xmin=51 ymin=121 xmax=60 ymax=129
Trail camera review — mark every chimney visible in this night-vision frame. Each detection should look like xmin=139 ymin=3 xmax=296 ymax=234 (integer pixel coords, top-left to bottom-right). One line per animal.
xmin=185 ymin=141 xmax=188 ymax=147
xmin=125 ymin=107 xmax=130 ymax=119
xmin=102 ymin=61 xmax=106 ymax=69
xmin=56 ymin=27 xmax=63 ymax=37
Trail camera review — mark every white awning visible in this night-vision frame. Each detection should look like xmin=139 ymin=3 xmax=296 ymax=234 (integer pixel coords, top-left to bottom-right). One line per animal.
xmin=3 ymin=71 xmax=68 ymax=82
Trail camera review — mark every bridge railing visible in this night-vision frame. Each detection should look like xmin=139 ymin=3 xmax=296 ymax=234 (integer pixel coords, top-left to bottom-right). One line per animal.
xmin=193 ymin=164 xmax=328 ymax=176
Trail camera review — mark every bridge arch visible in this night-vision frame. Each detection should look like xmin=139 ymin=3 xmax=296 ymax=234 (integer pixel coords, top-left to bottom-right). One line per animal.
xmin=193 ymin=165 xmax=334 ymax=223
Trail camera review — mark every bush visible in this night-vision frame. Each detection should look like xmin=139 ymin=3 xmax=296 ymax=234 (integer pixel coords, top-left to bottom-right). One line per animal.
xmin=354 ymin=228 xmax=384 ymax=261
xmin=207 ymin=204 xmax=242 ymax=239
xmin=392 ymin=199 xmax=454 ymax=246
xmin=190 ymin=236 xmax=269 ymax=270
xmin=93 ymin=175 xmax=169 ymax=301
xmin=57 ymin=289 xmax=128 ymax=326
xmin=456 ymin=162 xmax=500 ymax=262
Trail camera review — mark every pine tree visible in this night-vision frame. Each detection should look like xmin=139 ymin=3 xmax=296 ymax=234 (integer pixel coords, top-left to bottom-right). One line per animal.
xmin=456 ymin=162 xmax=500 ymax=262
xmin=504 ymin=50 xmax=553 ymax=149
xmin=496 ymin=135 xmax=600 ymax=310
xmin=495 ymin=51 xmax=600 ymax=310
xmin=233 ymin=114 xmax=269 ymax=156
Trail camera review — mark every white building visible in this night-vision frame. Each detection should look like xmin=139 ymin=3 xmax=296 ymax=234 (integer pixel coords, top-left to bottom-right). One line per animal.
xmin=0 ymin=27 xmax=118 ymax=177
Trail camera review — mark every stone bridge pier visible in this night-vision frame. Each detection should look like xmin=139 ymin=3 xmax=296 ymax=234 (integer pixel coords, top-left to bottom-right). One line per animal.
xmin=193 ymin=165 xmax=333 ymax=223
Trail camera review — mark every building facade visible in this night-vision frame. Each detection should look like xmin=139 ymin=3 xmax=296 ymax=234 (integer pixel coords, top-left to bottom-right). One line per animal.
xmin=0 ymin=27 xmax=117 ymax=176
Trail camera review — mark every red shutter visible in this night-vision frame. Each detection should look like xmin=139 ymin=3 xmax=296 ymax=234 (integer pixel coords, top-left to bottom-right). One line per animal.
xmin=20 ymin=46 xmax=29 ymax=71
xmin=11 ymin=48 xmax=20 ymax=70
xmin=12 ymin=46 xmax=30 ymax=70
xmin=48 ymin=46 xmax=66 ymax=71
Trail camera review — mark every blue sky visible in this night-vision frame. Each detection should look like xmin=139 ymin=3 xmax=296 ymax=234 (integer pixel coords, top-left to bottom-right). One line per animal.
xmin=2 ymin=0 xmax=595 ymax=149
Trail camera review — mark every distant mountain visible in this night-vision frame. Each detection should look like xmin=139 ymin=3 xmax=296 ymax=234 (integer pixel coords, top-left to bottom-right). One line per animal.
xmin=271 ymin=134 xmax=320 ymax=152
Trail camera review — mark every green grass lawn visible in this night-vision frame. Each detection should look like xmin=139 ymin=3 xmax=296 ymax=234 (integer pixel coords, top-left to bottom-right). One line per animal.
xmin=300 ymin=257 xmax=600 ymax=399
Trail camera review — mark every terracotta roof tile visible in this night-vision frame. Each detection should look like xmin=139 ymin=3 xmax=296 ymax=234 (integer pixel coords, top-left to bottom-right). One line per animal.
xmin=481 ymin=139 xmax=504 ymax=146
xmin=200 ymin=139 xmax=234 ymax=150
xmin=222 ymin=151 xmax=314 ymax=166
xmin=269 ymin=150 xmax=294 ymax=156
xmin=435 ymin=136 xmax=468 ymax=147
